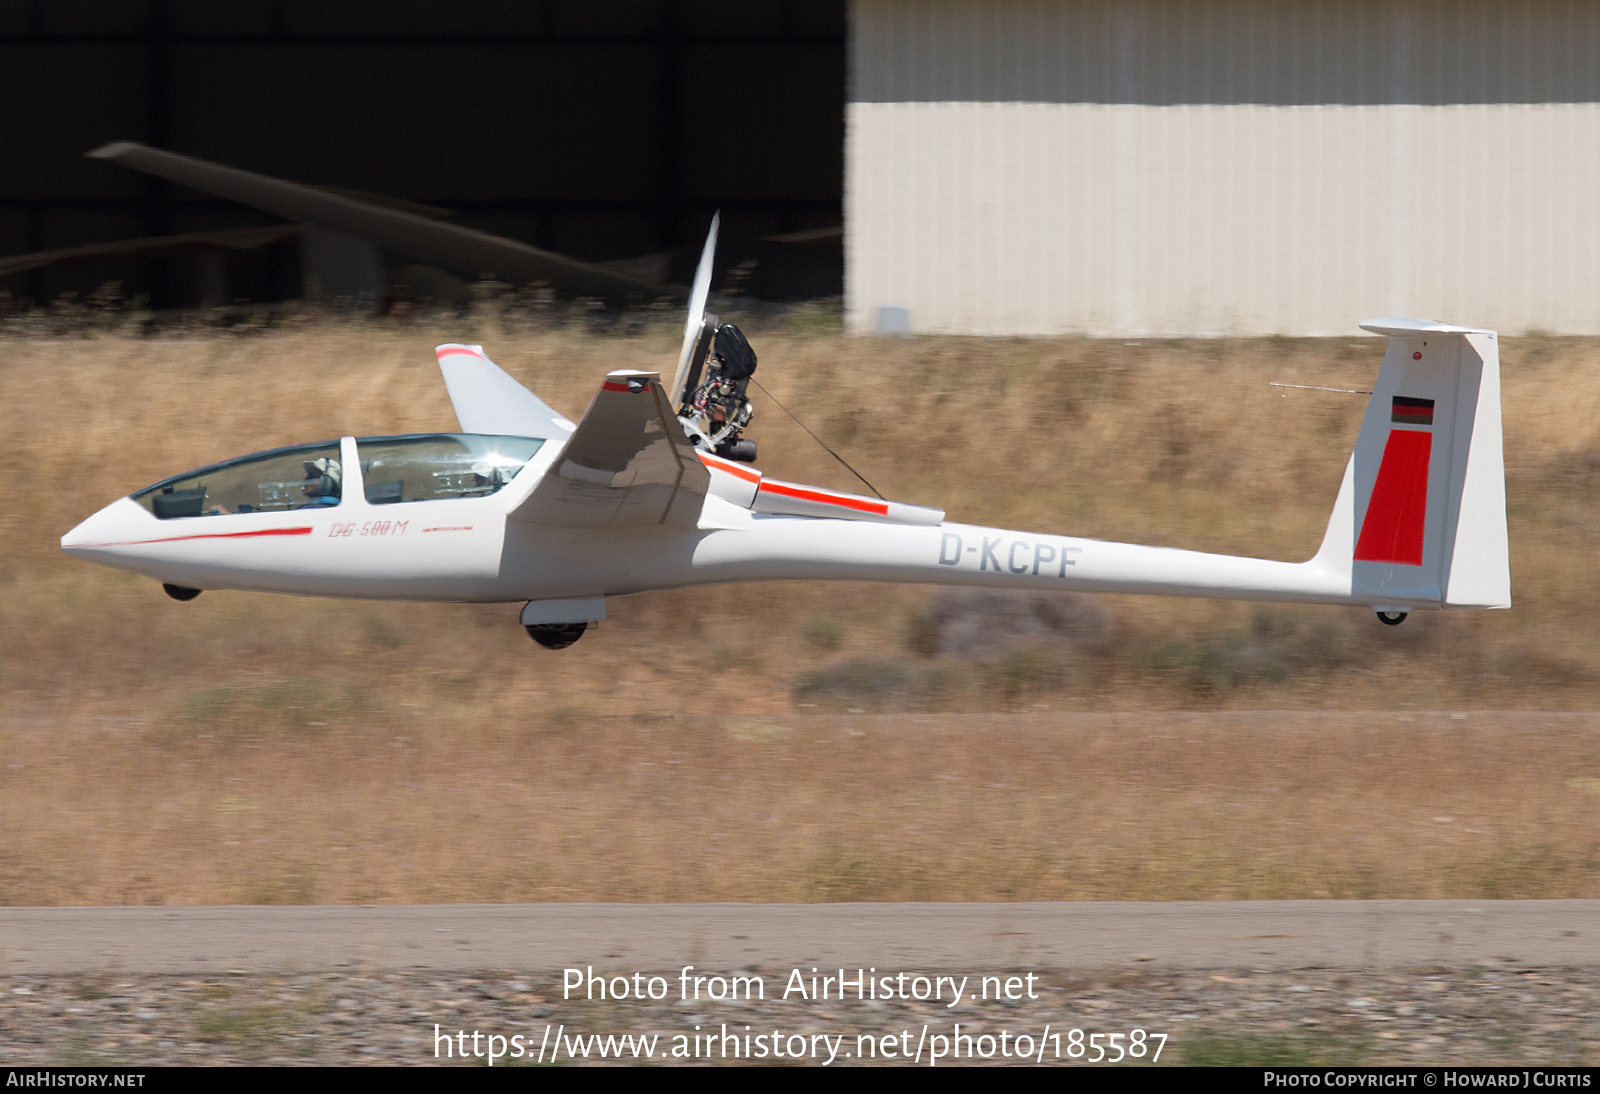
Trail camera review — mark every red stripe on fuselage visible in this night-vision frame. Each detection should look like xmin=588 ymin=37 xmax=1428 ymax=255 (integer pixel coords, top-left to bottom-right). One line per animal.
xmin=1353 ymin=429 xmax=1432 ymax=565
xmin=698 ymin=453 xmax=761 ymax=483
xmin=78 ymin=526 xmax=315 ymax=548
xmin=758 ymin=481 xmax=889 ymax=515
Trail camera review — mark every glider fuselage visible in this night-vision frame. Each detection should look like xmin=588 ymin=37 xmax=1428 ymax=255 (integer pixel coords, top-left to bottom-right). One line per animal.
xmin=61 ymin=317 xmax=1512 ymax=637
xmin=59 ymin=461 xmax=1380 ymax=610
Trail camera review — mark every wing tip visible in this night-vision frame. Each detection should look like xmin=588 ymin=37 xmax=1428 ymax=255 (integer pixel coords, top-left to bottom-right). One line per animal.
xmin=86 ymin=140 xmax=144 ymax=160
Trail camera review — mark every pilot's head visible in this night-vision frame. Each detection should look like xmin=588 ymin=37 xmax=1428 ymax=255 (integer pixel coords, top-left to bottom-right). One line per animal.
xmin=302 ymin=457 xmax=340 ymax=499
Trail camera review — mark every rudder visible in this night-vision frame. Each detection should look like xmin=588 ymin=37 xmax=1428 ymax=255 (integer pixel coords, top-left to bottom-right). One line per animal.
xmin=1311 ymin=318 xmax=1509 ymax=611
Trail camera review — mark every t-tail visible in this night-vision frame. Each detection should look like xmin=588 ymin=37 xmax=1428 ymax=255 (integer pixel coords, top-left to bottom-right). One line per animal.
xmin=1307 ymin=318 xmax=1510 ymax=617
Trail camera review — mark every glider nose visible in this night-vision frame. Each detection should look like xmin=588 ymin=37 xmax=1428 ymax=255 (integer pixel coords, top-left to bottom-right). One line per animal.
xmin=60 ymin=498 xmax=140 ymax=558
xmin=60 ymin=513 xmax=100 ymax=553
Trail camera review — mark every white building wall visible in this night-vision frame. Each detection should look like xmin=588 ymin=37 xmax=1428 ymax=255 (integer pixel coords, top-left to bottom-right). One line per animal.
xmin=847 ymin=1 xmax=1600 ymax=336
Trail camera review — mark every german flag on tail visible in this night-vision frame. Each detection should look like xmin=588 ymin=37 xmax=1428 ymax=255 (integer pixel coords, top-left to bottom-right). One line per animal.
xmin=1391 ymin=396 xmax=1435 ymax=426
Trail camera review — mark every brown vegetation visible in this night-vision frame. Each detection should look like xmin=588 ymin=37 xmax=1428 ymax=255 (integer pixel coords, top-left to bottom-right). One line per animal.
xmin=1 ymin=309 xmax=1598 ymax=904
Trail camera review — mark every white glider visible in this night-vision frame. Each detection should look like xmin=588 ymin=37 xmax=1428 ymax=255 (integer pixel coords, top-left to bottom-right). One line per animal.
xmin=62 ymin=234 xmax=1509 ymax=648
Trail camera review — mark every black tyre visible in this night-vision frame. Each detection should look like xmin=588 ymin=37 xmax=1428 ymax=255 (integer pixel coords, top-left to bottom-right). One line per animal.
xmin=1376 ymin=611 xmax=1407 ymax=626
xmin=527 ymin=622 xmax=588 ymax=649
xmin=163 ymin=584 xmax=202 ymax=602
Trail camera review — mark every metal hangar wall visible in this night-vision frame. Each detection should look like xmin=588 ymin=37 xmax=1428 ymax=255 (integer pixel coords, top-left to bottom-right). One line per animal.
xmin=847 ymin=0 xmax=1600 ymax=336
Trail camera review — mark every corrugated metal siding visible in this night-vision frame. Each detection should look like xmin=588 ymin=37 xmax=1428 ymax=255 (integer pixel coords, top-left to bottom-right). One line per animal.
xmin=847 ymin=1 xmax=1600 ymax=335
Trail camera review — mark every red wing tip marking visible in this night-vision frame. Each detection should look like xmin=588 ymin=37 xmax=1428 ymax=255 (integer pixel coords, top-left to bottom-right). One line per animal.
xmin=436 ymin=347 xmax=486 ymax=361
xmin=82 ymin=526 xmax=314 ymax=548
xmin=601 ymin=380 xmax=650 ymax=393
xmin=759 ymin=481 xmax=889 ymax=515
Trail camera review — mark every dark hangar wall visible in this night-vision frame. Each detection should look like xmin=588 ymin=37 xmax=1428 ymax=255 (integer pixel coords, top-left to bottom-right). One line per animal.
xmin=0 ymin=0 xmax=845 ymax=305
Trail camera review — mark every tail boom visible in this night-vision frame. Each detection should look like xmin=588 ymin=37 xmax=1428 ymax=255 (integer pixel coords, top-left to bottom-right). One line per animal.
xmin=495 ymin=510 xmax=1397 ymax=608
xmin=676 ymin=517 xmax=1368 ymax=606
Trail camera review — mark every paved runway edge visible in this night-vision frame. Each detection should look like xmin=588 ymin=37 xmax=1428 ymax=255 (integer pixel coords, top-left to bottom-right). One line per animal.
xmin=2 ymin=901 xmax=1596 ymax=974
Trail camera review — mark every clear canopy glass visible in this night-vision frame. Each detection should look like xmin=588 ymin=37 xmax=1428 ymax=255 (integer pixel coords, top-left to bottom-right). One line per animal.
xmin=132 ymin=441 xmax=344 ymax=519
xmin=356 ymin=434 xmax=544 ymax=505
xmin=132 ymin=434 xmax=544 ymax=519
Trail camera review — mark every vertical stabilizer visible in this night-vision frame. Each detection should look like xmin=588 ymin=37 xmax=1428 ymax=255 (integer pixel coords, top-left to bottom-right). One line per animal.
xmin=1310 ymin=319 xmax=1509 ymax=610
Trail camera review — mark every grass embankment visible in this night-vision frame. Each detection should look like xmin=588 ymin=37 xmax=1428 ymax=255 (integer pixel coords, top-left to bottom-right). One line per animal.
xmin=1 ymin=312 xmax=1597 ymax=904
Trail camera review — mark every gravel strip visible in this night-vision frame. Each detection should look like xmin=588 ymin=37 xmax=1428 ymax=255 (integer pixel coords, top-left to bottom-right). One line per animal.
xmin=3 ymin=965 xmax=1597 ymax=1066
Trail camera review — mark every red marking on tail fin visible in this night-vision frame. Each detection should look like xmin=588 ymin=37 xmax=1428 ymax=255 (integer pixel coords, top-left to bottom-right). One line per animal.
xmin=1354 ymin=429 xmax=1432 ymax=565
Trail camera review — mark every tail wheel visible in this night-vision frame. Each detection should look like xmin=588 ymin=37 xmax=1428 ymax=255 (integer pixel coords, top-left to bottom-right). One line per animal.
xmin=527 ymin=622 xmax=588 ymax=649
xmin=163 ymin=584 xmax=201 ymax=602
xmin=1376 ymin=610 xmax=1408 ymax=626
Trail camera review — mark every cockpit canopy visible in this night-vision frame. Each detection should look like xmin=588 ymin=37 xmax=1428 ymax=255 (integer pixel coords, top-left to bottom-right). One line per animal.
xmin=132 ymin=434 xmax=545 ymax=519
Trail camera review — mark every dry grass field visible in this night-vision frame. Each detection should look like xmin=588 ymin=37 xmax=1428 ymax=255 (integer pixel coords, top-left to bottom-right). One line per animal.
xmin=1 ymin=305 xmax=1598 ymax=905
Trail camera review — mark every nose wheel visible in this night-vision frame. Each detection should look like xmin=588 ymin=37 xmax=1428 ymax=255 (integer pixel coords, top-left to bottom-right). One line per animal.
xmin=526 ymin=622 xmax=589 ymax=649
xmin=163 ymin=584 xmax=201 ymax=601
xmin=1376 ymin=610 xmax=1408 ymax=626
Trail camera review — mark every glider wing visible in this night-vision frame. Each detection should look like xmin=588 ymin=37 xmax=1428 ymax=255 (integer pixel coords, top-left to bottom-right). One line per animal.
xmin=510 ymin=370 xmax=710 ymax=529
xmin=88 ymin=142 xmax=673 ymax=301
xmin=435 ymin=344 xmax=576 ymax=439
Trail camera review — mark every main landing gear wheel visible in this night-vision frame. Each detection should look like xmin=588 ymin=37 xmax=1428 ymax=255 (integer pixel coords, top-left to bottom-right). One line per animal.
xmin=163 ymin=584 xmax=201 ymax=601
xmin=1376 ymin=611 xmax=1408 ymax=626
xmin=526 ymin=622 xmax=589 ymax=649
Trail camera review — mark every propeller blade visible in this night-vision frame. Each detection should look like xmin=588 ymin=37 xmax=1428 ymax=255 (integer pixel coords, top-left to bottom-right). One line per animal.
xmin=670 ymin=212 xmax=719 ymax=409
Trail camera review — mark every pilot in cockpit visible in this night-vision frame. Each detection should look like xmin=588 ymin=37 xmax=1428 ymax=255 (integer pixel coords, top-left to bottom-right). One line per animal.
xmin=297 ymin=457 xmax=342 ymax=508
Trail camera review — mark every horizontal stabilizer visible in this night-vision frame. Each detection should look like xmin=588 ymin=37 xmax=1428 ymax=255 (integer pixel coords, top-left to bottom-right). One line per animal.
xmin=1358 ymin=317 xmax=1494 ymax=337
xmin=435 ymin=344 xmax=575 ymax=438
xmin=511 ymin=370 xmax=710 ymax=529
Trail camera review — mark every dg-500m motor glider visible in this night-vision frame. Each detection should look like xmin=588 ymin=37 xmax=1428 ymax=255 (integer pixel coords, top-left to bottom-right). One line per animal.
xmin=61 ymin=219 xmax=1510 ymax=648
